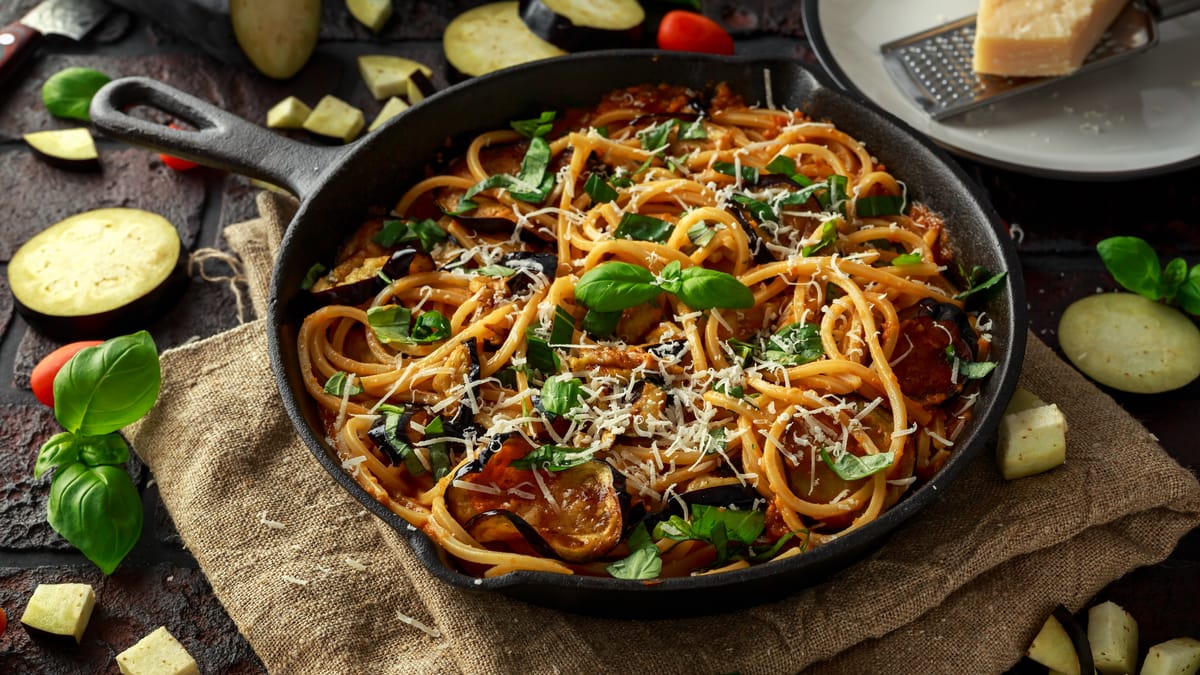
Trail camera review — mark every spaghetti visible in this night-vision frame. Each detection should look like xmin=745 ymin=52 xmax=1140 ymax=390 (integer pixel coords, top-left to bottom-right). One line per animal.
xmin=297 ymin=83 xmax=996 ymax=579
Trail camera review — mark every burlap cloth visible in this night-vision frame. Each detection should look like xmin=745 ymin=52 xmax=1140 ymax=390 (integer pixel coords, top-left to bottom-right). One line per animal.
xmin=129 ymin=193 xmax=1200 ymax=674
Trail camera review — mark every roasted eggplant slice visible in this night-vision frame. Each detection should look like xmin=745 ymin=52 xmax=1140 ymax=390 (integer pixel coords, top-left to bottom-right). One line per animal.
xmin=892 ymin=298 xmax=977 ymax=406
xmin=23 ymin=128 xmax=100 ymax=171
xmin=309 ymin=255 xmax=388 ymax=306
xmin=445 ymin=435 xmax=627 ymax=563
xmin=730 ymin=203 xmax=777 ymax=265
xmin=443 ymin=2 xmax=567 ymax=80
xmin=443 ymin=341 xmax=483 ymax=437
xmin=518 ymin=0 xmax=645 ymax=52
xmin=498 ymin=252 xmax=557 ymax=292
xmin=381 ymin=248 xmax=435 ymax=279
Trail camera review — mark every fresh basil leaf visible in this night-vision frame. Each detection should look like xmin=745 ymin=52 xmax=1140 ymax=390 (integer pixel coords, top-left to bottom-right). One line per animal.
xmin=53 ymin=332 xmax=161 ymax=437
xmin=764 ymin=155 xmax=813 ymax=187
xmin=678 ymin=118 xmax=707 ymax=140
xmin=541 ymin=375 xmax=584 ymax=418
xmin=1178 ymin=265 xmax=1200 ymax=316
xmin=954 ymin=267 xmax=1008 ymax=301
xmin=584 ymin=173 xmax=618 ymax=203
xmin=324 ymin=371 xmax=363 ymax=397
xmin=855 ymin=194 xmax=907 ymax=217
xmin=475 ymin=264 xmax=516 ymax=277
xmin=613 ymin=213 xmax=673 ymax=243
xmin=47 ymin=463 xmax=142 ymax=574
xmin=424 ymin=416 xmax=445 ymax=435
xmin=762 ymin=322 xmax=824 ymax=366
xmin=1097 ymin=236 xmax=1162 ymax=300
xmin=410 ymin=310 xmax=450 ymax=343
xmin=638 ymin=119 xmax=676 ymax=152
xmin=605 ymin=523 xmax=661 ymax=580
xmin=373 ymin=218 xmax=448 ymax=253
xmin=687 ymin=221 xmax=717 ymax=248
xmin=892 ymin=252 xmax=923 ymax=266
xmin=675 ymin=266 xmax=755 ymax=310
xmin=525 ymin=330 xmax=560 ymax=375
xmin=595 ymin=125 xmax=609 ymax=139
xmin=367 ymin=305 xmax=413 ymax=343
xmin=820 ymin=449 xmax=895 ymax=481
xmin=582 ymin=309 xmax=621 ymax=338
xmin=801 ymin=218 xmax=839 ymax=257
xmin=76 ymin=433 xmax=130 ymax=468
xmin=1163 ymin=257 xmax=1188 ymax=299
xmin=42 ymin=67 xmax=111 ymax=121
xmin=656 ymin=505 xmax=764 ymax=565
xmin=301 ymin=263 xmax=326 ymax=290
xmin=550 ymin=305 xmax=575 ymax=346
xmin=510 ymin=110 xmax=556 ymax=138
xmin=727 ymin=338 xmax=757 ymax=366
xmin=458 ymin=136 xmax=556 ymax=210
xmin=510 ymin=444 xmax=595 ymax=471
xmin=713 ymin=161 xmax=759 ymax=184
xmin=574 ymin=262 xmax=661 ymax=312
xmin=731 ymin=194 xmax=776 ymax=224
xmin=34 ymin=432 xmax=79 ymax=480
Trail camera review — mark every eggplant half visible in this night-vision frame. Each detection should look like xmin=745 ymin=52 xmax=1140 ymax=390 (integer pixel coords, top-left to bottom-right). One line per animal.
xmin=518 ymin=0 xmax=645 ymax=52
xmin=443 ymin=2 xmax=567 ymax=80
xmin=309 ymin=248 xmax=434 ymax=307
xmin=891 ymin=298 xmax=978 ymax=406
xmin=445 ymin=434 xmax=627 ymax=563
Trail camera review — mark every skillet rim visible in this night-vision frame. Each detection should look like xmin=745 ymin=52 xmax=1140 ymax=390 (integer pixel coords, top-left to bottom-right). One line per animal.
xmin=267 ymin=49 xmax=1027 ymax=611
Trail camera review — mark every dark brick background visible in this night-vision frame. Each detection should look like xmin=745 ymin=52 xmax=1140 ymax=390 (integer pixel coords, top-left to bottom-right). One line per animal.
xmin=0 ymin=1 xmax=1195 ymax=673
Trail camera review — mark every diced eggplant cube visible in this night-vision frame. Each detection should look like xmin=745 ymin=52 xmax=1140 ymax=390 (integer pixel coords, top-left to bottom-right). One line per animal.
xmin=996 ymin=403 xmax=1067 ymax=480
xmin=346 ymin=0 xmax=392 ymax=33
xmin=357 ymin=55 xmax=433 ymax=100
xmin=266 ymin=96 xmax=312 ymax=129
xmin=302 ymin=96 xmax=365 ymax=143
xmin=20 ymin=583 xmax=96 ymax=643
xmin=367 ymin=97 xmax=409 ymax=133
xmin=116 ymin=626 xmax=200 ymax=675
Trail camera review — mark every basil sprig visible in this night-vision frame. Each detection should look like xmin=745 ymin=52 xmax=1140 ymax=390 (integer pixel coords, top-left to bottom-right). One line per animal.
xmin=457 ymin=112 xmax=558 ymax=212
xmin=574 ymin=261 xmax=754 ymax=313
xmin=33 ymin=332 xmax=161 ymax=574
xmin=606 ymin=523 xmax=661 ymax=580
xmin=653 ymin=504 xmax=766 ymax=565
xmin=1098 ymin=236 xmax=1200 ymax=315
xmin=372 ymin=218 xmax=448 ymax=253
xmin=820 ymin=448 xmax=895 ymax=481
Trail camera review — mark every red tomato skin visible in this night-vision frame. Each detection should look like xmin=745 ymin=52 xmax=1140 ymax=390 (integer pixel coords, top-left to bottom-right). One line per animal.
xmin=656 ymin=11 xmax=736 ymax=56
xmin=0 ymin=606 xmax=6 ymax=634
xmin=31 ymin=341 xmax=104 ymax=408
xmin=159 ymin=153 xmax=198 ymax=171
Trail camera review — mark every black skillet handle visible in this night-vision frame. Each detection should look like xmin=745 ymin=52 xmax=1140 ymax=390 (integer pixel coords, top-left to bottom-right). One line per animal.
xmin=90 ymin=76 xmax=344 ymax=201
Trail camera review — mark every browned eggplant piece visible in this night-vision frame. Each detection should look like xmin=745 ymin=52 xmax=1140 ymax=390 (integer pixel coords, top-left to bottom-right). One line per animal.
xmin=445 ymin=435 xmax=627 ymax=563
xmin=381 ymin=248 xmax=435 ymax=279
xmin=891 ymin=298 xmax=977 ymax=406
xmin=499 ymin=252 xmax=557 ymax=292
xmin=646 ymin=339 xmax=687 ymax=359
xmin=443 ymin=340 xmax=483 ymax=437
xmin=730 ymin=203 xmax=777 ymax=265
xmin=309 ymin=255 xmax=388 ymax=306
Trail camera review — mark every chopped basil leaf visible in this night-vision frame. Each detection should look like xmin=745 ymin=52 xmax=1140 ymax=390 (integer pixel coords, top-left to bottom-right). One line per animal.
xmin=301 ymin=263 xmax=326 ymax=291
xmin=510 ymin=110 xmax=556 ymax=138
xmin=945 ymin=346 xmax=998 ymax=379
xmin=595 ymin=125 xmax=609 ymax=139
xmin=582 ymin=309 xmax=621 ymax=338
xmin=665 ymin=156 xmax=687 ymax=174
xmin=654 ymin=504 xmax=764 ymax=565
xmin=749 ymin=530 xmax=803 ymax=562
xmin=820 ymin=448 xmax=894 ymax=481
xmin=410 ymin=310 xmax=450 ymax=343
xmin=584 ymin=173 xmax=618 ymax=203
xmin=954 ymin=266 xmax=1007 ymax=301
xmin=496 ymin=367 xmax=520 ymax=389
xmin=550 ymin=304 xmax=575 ymax=347
xmin=731 ymin=194 xmax=776 ymax=224
xmin=524 ymin=330 xmax=560 ymax=375
xmin=366 ymin=305 xmax=413 ymax=343
xmin=372 ymin=218 xmax=448 ymax=253
xmin=713 ymin=382 xmax=744 ymax=398
xmin=323 ymin=371 xmax=362 ymax=397
xmin=605 ymin=523 xmax=661 ymax=580
xmin=424 ymin=416 xmax=445 ymax=435
xmin=637 ymin=119 xmax=677 ymax=152
xmin=855 ymin=194 xmax=907 ymax=217
xmin=541 ymin=374 xmax=584 ymax=419
xmin=429 ymin=442 xmax=451 ymax=480
xmin=510 ymin=444 xmax=595 ymax=471
xmin=713 ymin=161 xmax=759 ymax=184
xmin=631 ymin=155 xmax=655 ymax=177
xmin=892 ymin=252 xmax=923 ymax=266
xmin=764 ymin=155 xmax=813 ymax=187
xmin=763 ymin=322 xmax=824 ymax=366
xmin=815 ymin=174 xmax=849 ymax=213
xmin=376 ymin=403 xmax=405 ymax=415
xmin=458 ymin=136 xmax=555 ymax=211
xmin=381 ymin=412 xmax=425 ymax=476
xmin=702 ymin=427 xmax=727 ymax=455
xmin=687 ymin=221 xmax=717 ymax=248
xmin=727 ymin=338 xmax=757 ymax=367
xmin=678 ymin=118 xmax=707 ymax=140
xmin=801 ymin=218 xmax=839 ymax=256
xmin=475 ymin=264 xmax=516 ymax=277
xmin=613 ymin=213 xmax=673 ymax=242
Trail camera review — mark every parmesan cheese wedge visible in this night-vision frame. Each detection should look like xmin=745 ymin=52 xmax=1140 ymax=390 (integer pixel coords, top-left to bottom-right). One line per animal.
xmin=973 ymin=0 xmax=1129 ymax=76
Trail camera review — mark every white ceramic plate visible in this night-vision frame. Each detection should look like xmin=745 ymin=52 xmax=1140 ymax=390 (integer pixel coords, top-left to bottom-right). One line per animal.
xmin=803 ymin=0 xmax=1200 ymax=178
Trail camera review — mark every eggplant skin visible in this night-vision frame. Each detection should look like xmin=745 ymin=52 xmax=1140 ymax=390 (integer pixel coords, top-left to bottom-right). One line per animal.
xmin=518 ymin=0 xmax=644 ymax=52
xmin=13 ymin=244 xmax=188 ymax=341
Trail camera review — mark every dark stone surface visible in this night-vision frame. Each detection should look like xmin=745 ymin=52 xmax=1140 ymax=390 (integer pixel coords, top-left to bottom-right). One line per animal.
xmin=0 ymin=564 xmax=263 ymax=674
xmin=11 ymin=328 xmax=57 ymax=391
xmin=0 ymin=276 xmax=12 ymax=342
xmin=0 ymin=148 xmax=206 ymax=262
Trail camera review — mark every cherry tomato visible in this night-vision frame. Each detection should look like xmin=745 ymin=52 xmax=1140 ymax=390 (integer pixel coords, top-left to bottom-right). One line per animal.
xmin=656 ymin=10 xmax=735 ymax=56
xmin=0 ymin=606 xmax=7 ymax=634
xmin=159 ymin=153 xmax=198 ymax=171
xmin=31 ymin=340 xmax=104 ymax=408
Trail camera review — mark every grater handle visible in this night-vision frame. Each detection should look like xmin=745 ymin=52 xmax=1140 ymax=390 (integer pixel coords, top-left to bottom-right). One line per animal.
xmin=1146 ymin=0 xmax=1200 ymax=19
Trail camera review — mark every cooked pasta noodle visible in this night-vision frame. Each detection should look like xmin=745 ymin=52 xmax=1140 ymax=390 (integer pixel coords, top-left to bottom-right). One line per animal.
xmin=297 ymin=83 xmax=995 ymax=579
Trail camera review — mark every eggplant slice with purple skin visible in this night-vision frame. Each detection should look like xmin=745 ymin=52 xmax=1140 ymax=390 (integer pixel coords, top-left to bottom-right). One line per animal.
xmin=891 ymin=298 xmax=979 ymax=406
xmin=445 ymin=434 xmax=628 ymax=563
xmin=518 ymin=0 xmax=645 ymax=52
xmin=729 ymin=204 xmax=778 ymax=266
xmin=498 ymin=251 xmax=557 ymax=293
xmin=309 ymin=248 xmax=434 ymax=307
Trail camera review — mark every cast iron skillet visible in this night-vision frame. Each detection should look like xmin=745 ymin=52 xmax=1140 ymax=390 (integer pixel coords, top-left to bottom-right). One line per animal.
xmin=90 ymin=51 xmax=1026 ymax=618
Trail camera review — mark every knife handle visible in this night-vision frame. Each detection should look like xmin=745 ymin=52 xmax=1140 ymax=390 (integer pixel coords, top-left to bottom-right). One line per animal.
xmin=0 ymin=22 xmax=42 ymax=86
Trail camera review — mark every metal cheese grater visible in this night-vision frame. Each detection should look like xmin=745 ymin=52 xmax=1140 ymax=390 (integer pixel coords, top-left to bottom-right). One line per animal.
xmin=880 ymin=0 xmax=1200 ymax=120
